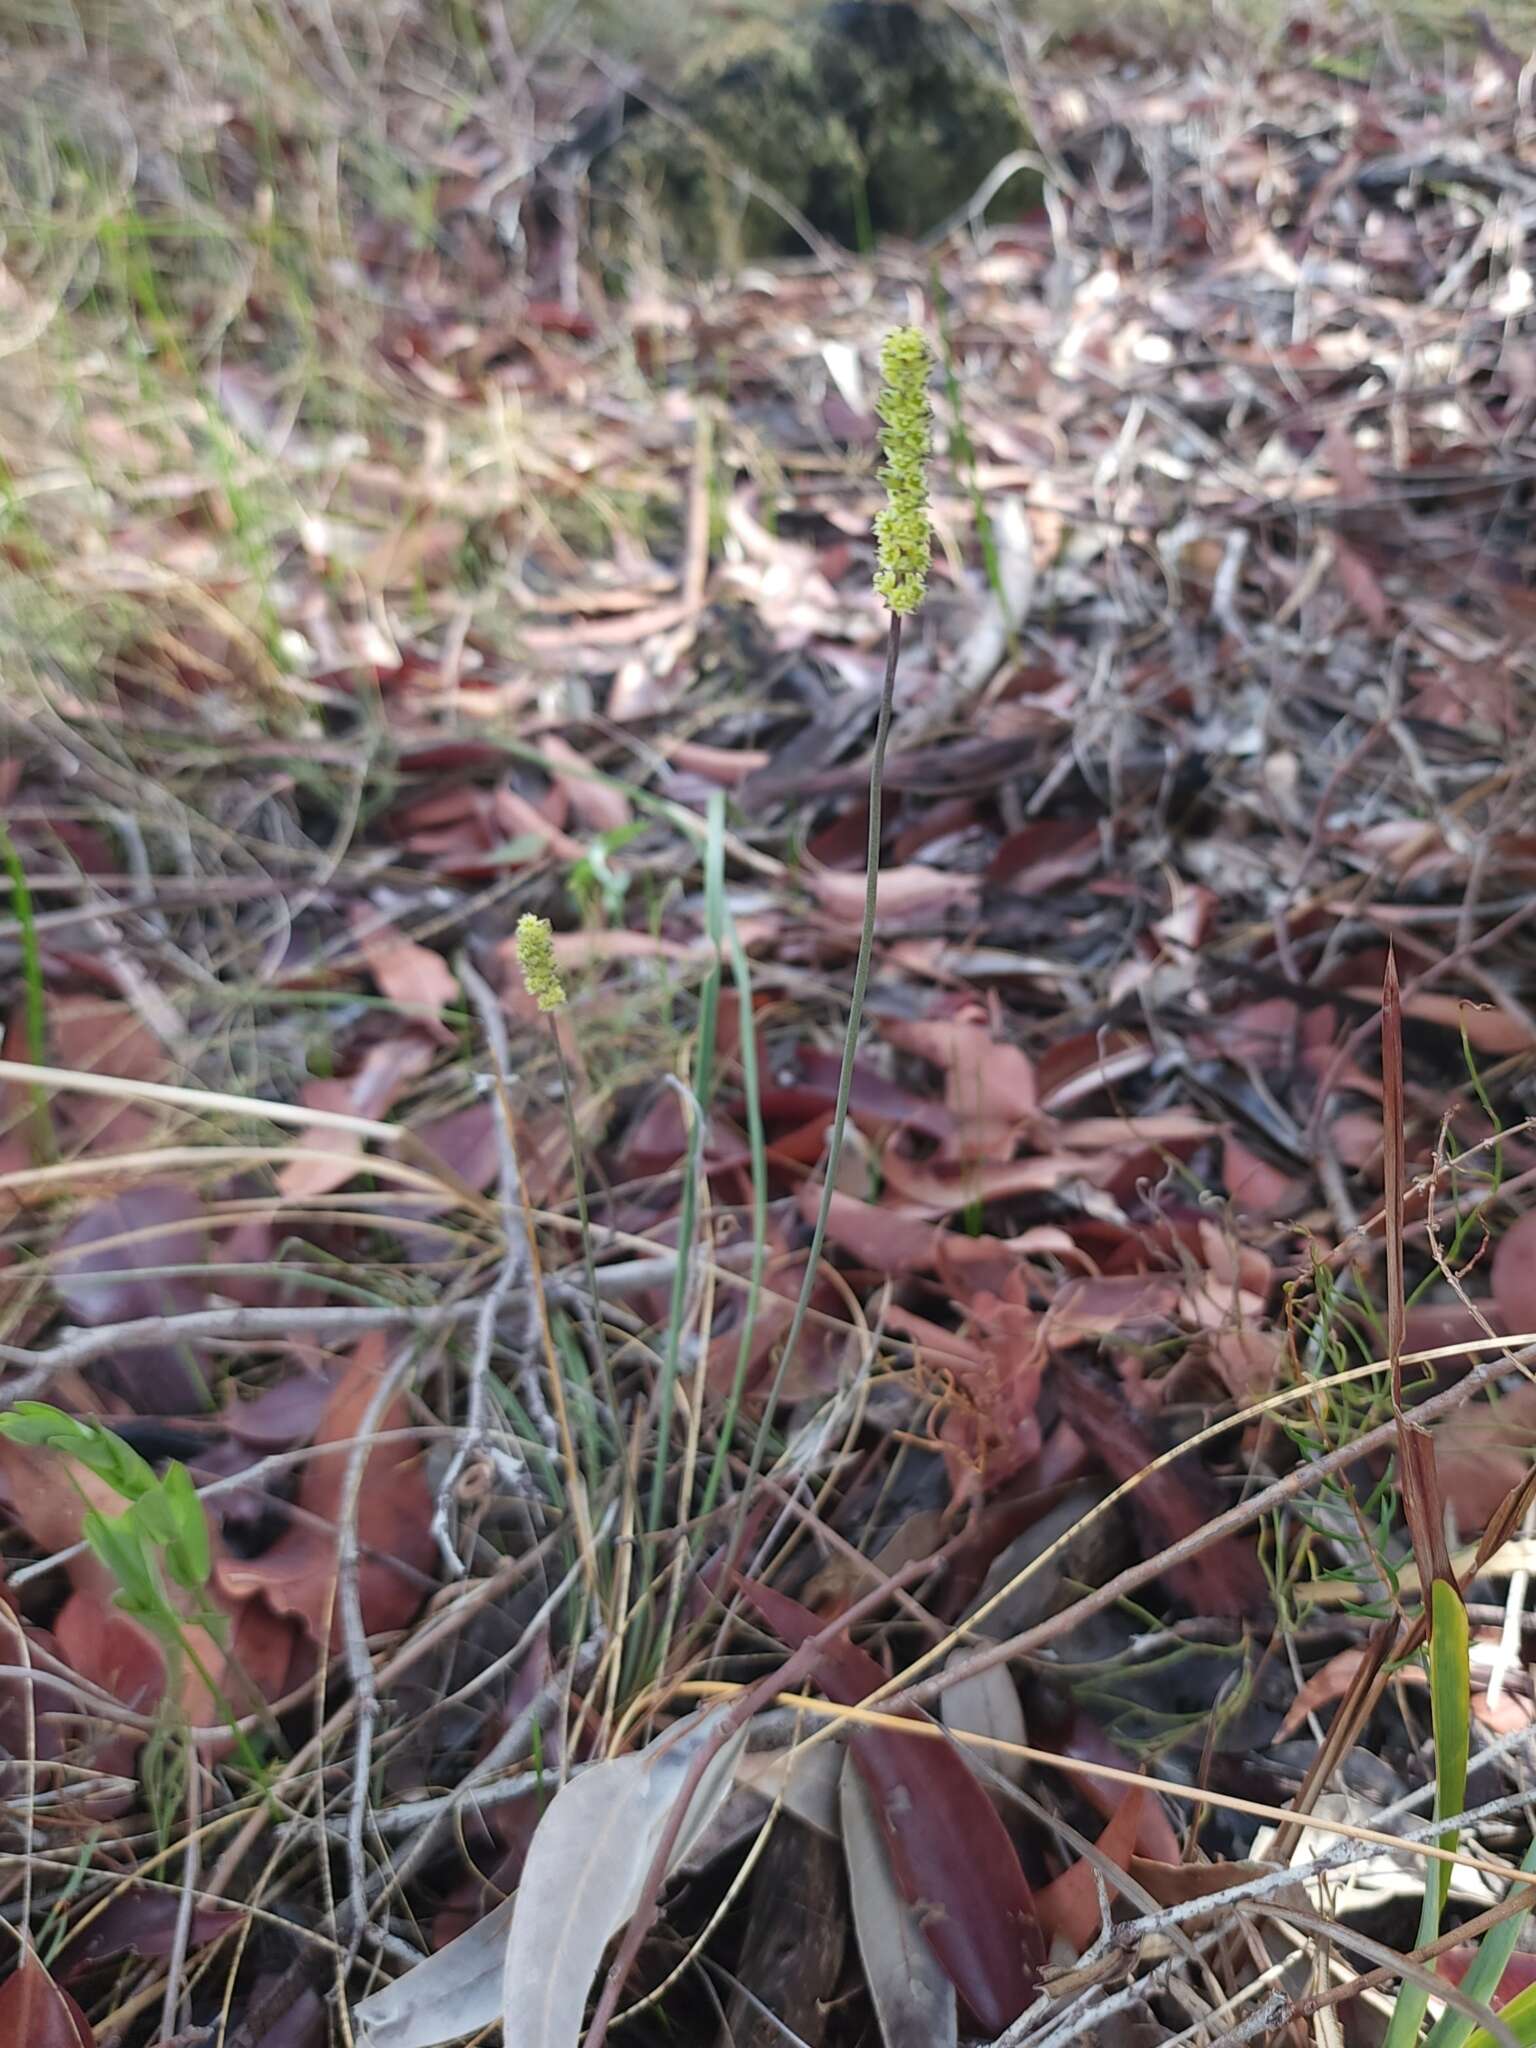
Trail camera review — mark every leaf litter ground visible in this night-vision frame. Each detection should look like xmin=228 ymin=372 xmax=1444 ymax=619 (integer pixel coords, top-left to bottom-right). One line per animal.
xmin=2 ymin=6 xmax=1536 ymax=2045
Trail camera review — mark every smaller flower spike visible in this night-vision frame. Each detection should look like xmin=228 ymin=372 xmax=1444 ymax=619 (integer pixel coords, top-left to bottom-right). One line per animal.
xmin=514 ymin=914 xmax=567 ymax=1011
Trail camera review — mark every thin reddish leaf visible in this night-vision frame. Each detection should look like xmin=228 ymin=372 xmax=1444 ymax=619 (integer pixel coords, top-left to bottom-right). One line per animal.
xmin=1437 ymin=1946 xmax=1536 ymax=2007
xmin=734 ymin=1574 xmax=1042 ymax=2033
xmin=1034 ymin=1790 xmax=1144 ymax=1954
xmin=1052 ymin=1364 xmax=1269 ymax=1616
xmin=1493 ymin=1210 xmax=1536 ymax=1334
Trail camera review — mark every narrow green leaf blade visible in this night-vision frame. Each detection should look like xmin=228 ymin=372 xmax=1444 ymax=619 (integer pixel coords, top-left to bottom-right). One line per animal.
xmin=1425 ymin=1838 xmax=1536 ymax=2048
xmin=1467 ymin=1979 xmax=1536 ymax=2048
xmin=1430 ymin=1576 xmax=1471 ymax=1915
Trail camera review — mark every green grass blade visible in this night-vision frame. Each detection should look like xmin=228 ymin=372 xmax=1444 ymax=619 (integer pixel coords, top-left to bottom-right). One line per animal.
xmin=1466 ymin=1981 xmax=1536 ymax=2048
xmin=1431 ymin=1577 xmax=1471 ymax=1913
xmin=699 ymin=797 xmax=768 ymax=1524
xmin=0 ymin=818 xmax=55 ymax=1158
xmin=645 ymin=792 xmax=725 ymax=1534
xmin=1385 ymin=1576 xmax=1472 ymax=2048
xmin=1425 ymin=1838 xmax=1536 ymax=2048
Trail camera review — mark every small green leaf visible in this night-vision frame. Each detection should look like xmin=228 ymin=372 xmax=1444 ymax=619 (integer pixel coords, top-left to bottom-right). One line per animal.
xmin=82 ymin=1507 xmax=158 ymax=1615
xmin=0 ymin=1403 xmax=157 ymax=1501
xmin=158 ymin=1463 xmax=211 ymax=1591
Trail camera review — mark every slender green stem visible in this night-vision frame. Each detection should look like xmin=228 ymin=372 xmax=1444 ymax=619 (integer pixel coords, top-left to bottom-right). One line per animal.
xmin=0 ymin=821 xmax=54 ymax=1159
xmin=549 ymin=1021 xmax=629 ymax=1503
xmin=737 ymin=613 xmax=903 ymax=1501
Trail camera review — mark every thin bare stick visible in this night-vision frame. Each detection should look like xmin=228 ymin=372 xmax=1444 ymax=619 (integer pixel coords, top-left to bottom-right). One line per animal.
xmin=0 ymin=1057 xmax=403 ymax=1139
xmin=0 ymin=1302 xmax=487 ymax=1404
xmin=337 ymin=1345 xmax=419 ymax=1945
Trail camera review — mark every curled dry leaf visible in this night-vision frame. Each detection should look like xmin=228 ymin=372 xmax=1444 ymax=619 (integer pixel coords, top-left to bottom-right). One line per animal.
xmin=840 ymin=1756 xmax=958 ymax=2048
xmin=928 ymin=1280 xmax=1047 ymax=1504
xmin=216 ymin=1331 xmax=435 ymax=1648
xmin=809 ymin=863 xmax=979 ymax=929
xmin=1034 ymin=1790 xmax=1145 ymax=1954
xmin=351 ymin=1706 xmax=747 ymax=2048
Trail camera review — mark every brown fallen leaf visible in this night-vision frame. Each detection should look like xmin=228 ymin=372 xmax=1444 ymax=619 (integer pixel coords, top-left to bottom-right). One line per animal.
xmin=277 ymin=1033 xmax=437 ymax=1199
xmin=880 ymin=1142 xmax=1084 ymax=1220
xmin=216 ymin=1331 xmax=436 ymax=1648
xmin=1493 ymin=1209 xmax=1536 ymax=1335
xmin=809 ymin=863 xmax=980 ymax=929
xmin=2 ymin=996 xmax=165 ymax=1157
xmin=1129 ymin=1855 xmax=1273 ymax=1908
xmin=1053 ymin=1363 xmax=1270 ymax=1617
xmin=349 ymin=907 xmax=459 ymax=1024
xmin=1034 ymin=1791 xmax=1144 ymax=1954
xmin=539 ymin=733 xmax=633 ymax=834
xmin=0 ymin=1434 xmax=301 ymax=1744
xmin=0 ymin=1953 xmax=94 ymax=2047
xmin=881 ymin=1003 xmax=1038 ymax=1159
xmin=1345 ymin=986 xmax=1534 ymax=1056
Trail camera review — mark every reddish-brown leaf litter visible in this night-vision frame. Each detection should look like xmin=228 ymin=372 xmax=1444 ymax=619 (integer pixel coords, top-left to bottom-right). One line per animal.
xmin=1 ymin=7 xmax=1535 ymax=2045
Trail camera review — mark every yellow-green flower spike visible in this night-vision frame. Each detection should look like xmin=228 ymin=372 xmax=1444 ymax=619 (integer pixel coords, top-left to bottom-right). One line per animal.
xmin=872 ymin=325 xmax=934 ymax=616
xmin=515 ymin=914 xmax=566 ymax=1011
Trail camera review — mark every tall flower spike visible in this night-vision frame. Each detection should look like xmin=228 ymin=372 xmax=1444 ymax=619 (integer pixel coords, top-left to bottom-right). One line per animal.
xmin=872 ymin=325 xmax=934 ymax=616
xmin=514 ymin=913 xmax=566 ymax=1011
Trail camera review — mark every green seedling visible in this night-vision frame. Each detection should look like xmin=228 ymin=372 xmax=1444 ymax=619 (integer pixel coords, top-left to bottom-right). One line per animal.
xmin=0 ymin=1403 xmax=267 ymax=1779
